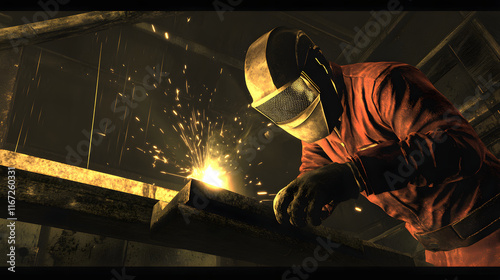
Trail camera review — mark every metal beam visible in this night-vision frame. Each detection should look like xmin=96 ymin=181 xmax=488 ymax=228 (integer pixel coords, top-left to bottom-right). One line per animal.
xmin=133 ymin=22 xmax=244 ymax=70
xmin=356 ymin=11 xmax=407 ymax=63
xmin=0 ymin=149 xmax=180 ymax=201
xmin=0 ymin=154 xmax=423 ymax=266
xmin=151 ymin=179 xmax=421 ymax=266
xmin=0 ymin=49 xmax=22 ymax=149
xmin=0 ymin=149 xmax=181 ymax=246
xmin=462 ymin=11 xmax=500 ymax=62
xmin=0 ymin=165 xmax=160 ymax=242
xmin=276 ymin=12 xmax=353 ymax=44
xmin=333 ymin=11 xmax=407 ymax=64
xmin=416 ymin=11 xmax=476 ymax=69
xmin=0 ymin=11 xmax=182 ymax=52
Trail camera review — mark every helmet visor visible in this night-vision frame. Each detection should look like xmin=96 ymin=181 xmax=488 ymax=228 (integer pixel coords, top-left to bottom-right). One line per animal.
xmin=253 ymin=73 xmax=320 ymax=124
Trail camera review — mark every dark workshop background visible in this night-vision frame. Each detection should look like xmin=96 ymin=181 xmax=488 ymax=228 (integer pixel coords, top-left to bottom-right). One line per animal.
xmin=0 ymin=10 xmax=499 ymax=266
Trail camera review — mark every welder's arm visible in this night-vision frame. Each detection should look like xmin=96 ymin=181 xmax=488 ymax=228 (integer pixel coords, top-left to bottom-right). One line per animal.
xmin=274 ymin=139 xmax=369 ymax=227
xmin=351 ymin=64 xmax=485 ymax=195
xmin=299 ymin=141 xmax=366 ymax=192
xmin=298 ymin=141 xmax=333 ymax=175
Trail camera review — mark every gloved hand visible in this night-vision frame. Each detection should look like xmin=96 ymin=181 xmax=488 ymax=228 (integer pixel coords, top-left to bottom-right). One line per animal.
xmin=273 ymin=162 xmax=361 ymax=227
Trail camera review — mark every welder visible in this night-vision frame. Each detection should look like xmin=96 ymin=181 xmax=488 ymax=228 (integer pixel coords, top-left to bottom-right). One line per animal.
xmin=244 ymin=27 xmax=500 ymax=266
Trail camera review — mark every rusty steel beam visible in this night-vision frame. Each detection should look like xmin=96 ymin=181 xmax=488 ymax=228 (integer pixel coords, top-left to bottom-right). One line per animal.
xmin=0 ymin=149 xmax=182 ymax=200
xmin=0 ymin=149 xmax=425 ymax=266
xmin=0 ymin=164 xmax=160 ymax=242
xmin=0 ymin=149 xmax=180 ymax=245
xmin=150 ymin=179 xmax=422 ymax=266
xmin=0 ymin=11 xmax=182 ymax=52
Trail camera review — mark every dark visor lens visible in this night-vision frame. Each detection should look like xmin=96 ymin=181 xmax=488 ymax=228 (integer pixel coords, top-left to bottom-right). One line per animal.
xmin=255 ymin=76 xmax=318 ymax=123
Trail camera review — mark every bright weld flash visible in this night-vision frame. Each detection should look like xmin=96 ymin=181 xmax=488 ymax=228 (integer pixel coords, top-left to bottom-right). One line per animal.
xmin=188 ymin=161 xmax=227 ymax=189
xmin=354 ymin=206 xmax=362 ymax=212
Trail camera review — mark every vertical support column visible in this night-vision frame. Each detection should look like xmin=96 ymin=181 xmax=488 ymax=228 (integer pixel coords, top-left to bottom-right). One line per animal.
xmin=0 ymin=48 xmax=22 ymax=149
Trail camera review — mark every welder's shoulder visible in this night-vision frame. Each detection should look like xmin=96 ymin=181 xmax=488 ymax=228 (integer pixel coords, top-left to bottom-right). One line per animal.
xmin=340 ymin=61 xmax=418 ymax=81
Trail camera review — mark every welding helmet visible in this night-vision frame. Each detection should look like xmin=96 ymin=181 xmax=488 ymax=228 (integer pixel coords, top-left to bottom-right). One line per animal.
xmin=244 ymin=27 xmax=343 ymax=143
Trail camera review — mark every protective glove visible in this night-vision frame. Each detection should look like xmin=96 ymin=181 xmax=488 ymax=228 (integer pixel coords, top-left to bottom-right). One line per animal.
xmin=273 ymin=162 xmax=362 ymax=227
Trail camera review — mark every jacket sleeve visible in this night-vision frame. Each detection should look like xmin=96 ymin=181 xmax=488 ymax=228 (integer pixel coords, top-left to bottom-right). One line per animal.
xmin=298 ymin=141 xmax=333 ymax=177
xmin=351 ymin=64 xmax=486 ymax=195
